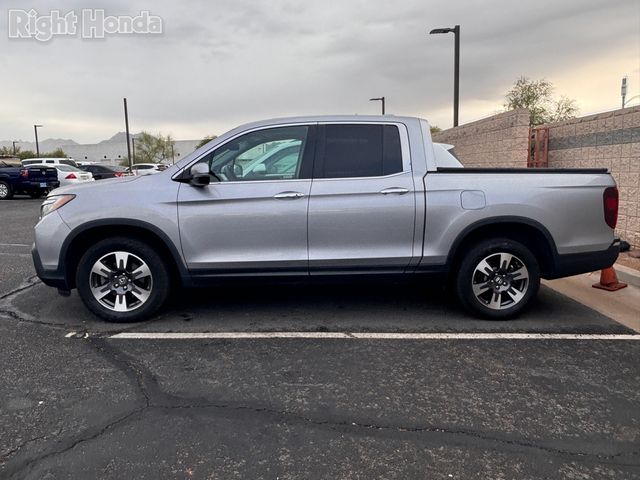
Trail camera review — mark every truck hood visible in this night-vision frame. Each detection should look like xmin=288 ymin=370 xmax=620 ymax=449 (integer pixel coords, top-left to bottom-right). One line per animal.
xmin=48 ymin=175 xmax=142 ymax=196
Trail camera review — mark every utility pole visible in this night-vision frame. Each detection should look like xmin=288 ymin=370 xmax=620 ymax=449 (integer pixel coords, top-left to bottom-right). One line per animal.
xmin=123 ymin=98 xmax=132 ymax=169
xmin=621 ymin=76 xmax=628 ymax=109
xmin=12 ymin=141 xmax=17 ymax=155
xmin=34 ymin=125 xmax=43 ymax=157
xmin=131 ymin=137 xmax=136 ymax=163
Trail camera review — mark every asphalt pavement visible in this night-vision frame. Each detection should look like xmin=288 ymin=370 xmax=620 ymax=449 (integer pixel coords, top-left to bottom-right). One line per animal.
xmin=0 ymin=197 xmax=639 ymax=479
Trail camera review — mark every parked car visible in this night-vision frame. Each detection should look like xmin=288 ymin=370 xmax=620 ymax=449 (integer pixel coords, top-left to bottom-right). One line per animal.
xmin=32 ymin=115 xmax=620 ymax=322
xmin=22 ymin=158 xmax=78 ymax=168
xmin=80 ymin=164 xmax=126 ymax=180
xmin=29 ymin=163 xmax=94 ymax=186
xmin=125 ymin=163 xmax=168 ymax=176
xmin=0 ymin=160 xmax=59 ymax=199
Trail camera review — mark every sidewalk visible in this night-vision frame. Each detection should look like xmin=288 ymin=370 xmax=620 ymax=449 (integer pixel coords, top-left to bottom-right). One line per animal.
xmin=544 ymin=260 xmax=640 ymax=333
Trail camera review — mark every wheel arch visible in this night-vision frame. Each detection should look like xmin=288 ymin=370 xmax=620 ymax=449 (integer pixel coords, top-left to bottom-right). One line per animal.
xmin=447 ymin=217 xmax=558 ymax=278
xmin=61 ymin=219 xmax=190 ymax=289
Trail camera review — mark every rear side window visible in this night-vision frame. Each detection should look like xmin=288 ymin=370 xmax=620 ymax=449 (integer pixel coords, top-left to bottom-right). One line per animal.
xmin=318 ymin=124 xmax=403 ymax=178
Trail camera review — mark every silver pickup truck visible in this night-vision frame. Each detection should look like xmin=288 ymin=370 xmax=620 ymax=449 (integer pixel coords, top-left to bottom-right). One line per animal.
xmin=32 ymin=115 xmax=620 ymax=322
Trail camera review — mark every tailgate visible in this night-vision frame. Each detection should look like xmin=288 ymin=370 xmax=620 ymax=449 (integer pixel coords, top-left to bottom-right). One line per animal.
xmin=26 ymin=166 xmax=58 ymax=182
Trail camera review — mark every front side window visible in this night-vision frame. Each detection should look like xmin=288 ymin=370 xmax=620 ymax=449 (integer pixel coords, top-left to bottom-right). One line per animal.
xmin=319 ymin=124 xmax=403 ymax=178
xmin=202 ymin=126 xmax=309 ymax=182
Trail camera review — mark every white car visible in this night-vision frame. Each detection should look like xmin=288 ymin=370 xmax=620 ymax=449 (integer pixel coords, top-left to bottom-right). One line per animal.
xmin=125 ymin=163 xmax=169 ymax=176
xmin=22 ymin=158 xmax=78 ymax=168
xmin=29 ymin=164 xmax=94 ymax=186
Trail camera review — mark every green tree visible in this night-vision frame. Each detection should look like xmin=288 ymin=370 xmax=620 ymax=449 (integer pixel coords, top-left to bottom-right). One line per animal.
xmin=0 ymin=145 xmax=21 ymax=156
xmin=504 ymin=76 xmax=578 ymax=126
xmin=16 ymin=150 xmax=37 ymax=160
xmin=196 ymin=135 xmax=217 ymax=150
xmin=43 ymin=147 xmax=66 ymax=158
xmin=430 ymin=125 xmax=442 ymax=135
xmin=133 ymin=132 xmax=175 ymax=164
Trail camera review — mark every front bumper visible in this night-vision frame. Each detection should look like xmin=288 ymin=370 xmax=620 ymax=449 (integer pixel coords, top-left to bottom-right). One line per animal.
xmin=32 ymin=245 xmax=70 ymax=291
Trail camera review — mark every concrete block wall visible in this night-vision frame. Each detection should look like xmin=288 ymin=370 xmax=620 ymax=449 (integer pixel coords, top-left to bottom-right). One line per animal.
xmin=542 ymin=106 xmax=640 ymax=247
xmin=432 ymin=108 xmax=530 ymax=168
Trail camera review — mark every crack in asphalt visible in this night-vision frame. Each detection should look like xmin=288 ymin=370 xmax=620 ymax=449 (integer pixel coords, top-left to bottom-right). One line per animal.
xmin=4 ymin=335 xmax=639 ymax=479
xmin=0 ymin=276 xmax=40 ymax=301
xmin=0 ymin=426 xmax=63 ymax=466
xmin=0 ymin=276 xmax=72 ymax=329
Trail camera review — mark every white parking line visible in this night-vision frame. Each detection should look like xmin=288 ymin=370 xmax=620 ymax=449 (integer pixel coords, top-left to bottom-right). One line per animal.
xmin=0 ymin=243 xmax=30 ymax=247
xmin=105 ymin=332 xmax=640 ymax=340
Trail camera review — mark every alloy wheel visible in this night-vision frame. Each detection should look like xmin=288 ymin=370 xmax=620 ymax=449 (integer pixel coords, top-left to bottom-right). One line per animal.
xmin=471 ymin=252 xmax=529 ymax=310
xmin=89 ymin=251 xmax=153 ymax=312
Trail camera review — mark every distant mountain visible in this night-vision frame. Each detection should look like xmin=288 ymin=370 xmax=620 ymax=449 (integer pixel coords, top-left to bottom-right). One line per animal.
xmin=0 ymin=138 xmax=78 ymax=152
xmin=99 ymin=132 xmax=143 ymax=144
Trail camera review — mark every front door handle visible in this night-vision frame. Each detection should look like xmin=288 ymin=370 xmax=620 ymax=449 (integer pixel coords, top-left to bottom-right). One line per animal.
xmin=273 ymin=191 xmax=305 ymax=199
xmin=379 ymin=187 xmax=409 ymax=195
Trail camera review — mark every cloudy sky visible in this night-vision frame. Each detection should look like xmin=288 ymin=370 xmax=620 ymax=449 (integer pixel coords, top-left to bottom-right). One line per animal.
xmin=1 ymin=0 xmax=639 ymax=144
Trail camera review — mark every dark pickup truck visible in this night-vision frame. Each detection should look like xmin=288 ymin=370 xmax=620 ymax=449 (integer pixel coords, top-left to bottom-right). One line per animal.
xmin=0 ymin=161 xmax=59 ymax=199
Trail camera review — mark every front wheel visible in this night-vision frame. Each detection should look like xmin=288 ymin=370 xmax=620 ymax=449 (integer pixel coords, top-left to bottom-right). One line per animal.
xmin=76 ymin=237 xmax=170 ymax=322
xmin=455 ymin=238 xmax=540 ymax=320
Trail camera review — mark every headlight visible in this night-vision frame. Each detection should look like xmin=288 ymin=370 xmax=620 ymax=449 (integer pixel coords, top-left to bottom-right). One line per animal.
xmin=41 ymin=194 xmax=75 ymax=218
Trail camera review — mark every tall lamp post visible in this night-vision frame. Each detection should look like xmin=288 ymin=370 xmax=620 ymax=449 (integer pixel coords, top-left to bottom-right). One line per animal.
xmin=369 ymin=96 xmax=386 ymax=114
xmin=34 ymin=125 xmax=43 ymax=157
xmin=429 ymin=24 xmax=460 ymax=127
xmin=12 ymin=141 xmax=18 ymax=155
xmin=123 ymin=98 xmax=132 ymax=169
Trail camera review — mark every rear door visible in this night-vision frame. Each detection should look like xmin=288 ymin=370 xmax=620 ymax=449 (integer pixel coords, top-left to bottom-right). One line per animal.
xmin=308 ymin=123 xmax=416 ymax=273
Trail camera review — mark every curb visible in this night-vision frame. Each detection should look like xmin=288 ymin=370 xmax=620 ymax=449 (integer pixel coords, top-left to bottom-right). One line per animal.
xmin=614 ymin=263 xmax=640 ymax=288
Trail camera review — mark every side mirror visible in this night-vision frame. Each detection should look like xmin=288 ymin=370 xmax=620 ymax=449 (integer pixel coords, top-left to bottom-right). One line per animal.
xmin=189 ymin=163 xmax=210 ymax=187
xmin=252 ymin=164 xmax=267 ymax=175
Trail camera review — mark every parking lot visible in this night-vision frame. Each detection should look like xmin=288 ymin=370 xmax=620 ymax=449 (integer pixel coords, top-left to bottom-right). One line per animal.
xmin=1 ymin=197 xmax=639 ymax=479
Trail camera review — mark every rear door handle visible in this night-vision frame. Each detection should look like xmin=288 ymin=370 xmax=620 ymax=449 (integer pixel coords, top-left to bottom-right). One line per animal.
xmin=379 ymin=187 xmax=409 ymax=195
xmin=273 ymin=191 xmax=305 ymax=199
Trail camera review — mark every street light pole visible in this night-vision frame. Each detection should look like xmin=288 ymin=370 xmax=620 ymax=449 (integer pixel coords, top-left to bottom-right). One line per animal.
xmin=33 ymin=125 xmax=43 ymax=157
xmin=12 ymin=141 xmax=17 ymax=155
xmin=369 ymin=97 xmax=386 ymax=114
xmin=131 ymin=137 xmax=136 ymax=163
xmin=123 ymin=98 xmax=132 ymax=169
xmin=429 ymin=24 xmax=460 ymax=127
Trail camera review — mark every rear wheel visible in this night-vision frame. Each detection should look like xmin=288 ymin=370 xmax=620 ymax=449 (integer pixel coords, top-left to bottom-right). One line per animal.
xmin=76 ymin=237 xmax=170 ymax=322
xmin=455 ymin=238 xmax=540 ymax=320
xmin=0 ymin=181 xmax=13 ymax=200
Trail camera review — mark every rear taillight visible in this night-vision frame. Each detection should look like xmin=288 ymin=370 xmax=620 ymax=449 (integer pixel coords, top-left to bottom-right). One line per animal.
xmin=65 ymin=173 xmax=77 ymax=180
xmin=20 ymin=169 xmax=28 ymax=178
xmin=115 ymin=172 xmax=124 ymax=177
xmin=603 ymin=187 xmax=618 ymax=229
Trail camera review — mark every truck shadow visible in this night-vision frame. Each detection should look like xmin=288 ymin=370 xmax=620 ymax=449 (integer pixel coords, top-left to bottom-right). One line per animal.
xmin=151 ymin=281 xmax=632 ymax=335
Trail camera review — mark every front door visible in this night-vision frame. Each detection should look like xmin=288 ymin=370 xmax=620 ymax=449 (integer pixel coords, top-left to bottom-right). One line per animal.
xmin=177 ymin=125 xmax=315 ymax=276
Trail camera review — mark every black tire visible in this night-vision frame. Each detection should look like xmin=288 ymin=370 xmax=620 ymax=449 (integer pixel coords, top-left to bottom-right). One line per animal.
xmin=0 ymin=181 xmax=13 ymax=200
xmin=76 ymin=237 xmax=170 ymax=322
xmin=455 ymin=238 xmax=540 ymax=320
